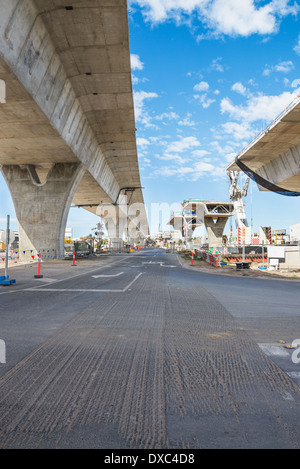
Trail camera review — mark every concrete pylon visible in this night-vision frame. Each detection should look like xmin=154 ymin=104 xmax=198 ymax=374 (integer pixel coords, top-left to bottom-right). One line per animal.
xmin=1 ymin=163 xmax=85 ymax=261
xmin=103 ymin=209 xmax=127 ymax=251
xmin=204 ymin=217 xmax=228 ymax=248
xmin=100 ymin=194 xmax=128 ymax=250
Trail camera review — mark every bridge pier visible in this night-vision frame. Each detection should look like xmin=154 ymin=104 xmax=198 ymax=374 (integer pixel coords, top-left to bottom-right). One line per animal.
xmin=1 ymin=163 xmax=85 ymax=261
xmin=204 ymin=217 xmax=228 ymax=248
xmin=102 ymin=209 xmax=127 ymax=252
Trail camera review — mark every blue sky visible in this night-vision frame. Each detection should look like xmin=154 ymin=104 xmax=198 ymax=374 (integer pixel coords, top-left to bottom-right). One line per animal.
xmin=129 ymin=0 xmax=300 ymax=237
xmin=1 ymin=0 xmax=300 ymax=239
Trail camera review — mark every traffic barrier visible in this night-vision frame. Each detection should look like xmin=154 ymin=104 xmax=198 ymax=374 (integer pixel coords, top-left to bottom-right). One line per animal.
xmin=34 ymin=253 xmax=43 ymax=278
xmin=195 ymin=250 xmax=220 ymax=267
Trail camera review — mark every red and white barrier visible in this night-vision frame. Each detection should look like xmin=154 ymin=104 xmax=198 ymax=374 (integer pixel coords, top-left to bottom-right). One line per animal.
xmin=196 ymin=250 xmax=220 ymax=267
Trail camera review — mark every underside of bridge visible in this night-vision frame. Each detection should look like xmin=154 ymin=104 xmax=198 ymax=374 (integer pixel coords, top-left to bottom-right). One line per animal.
xmin=226 ymin=96 xmax=300 ymax=194
xmin=0 ymin=0 xmax=148 ymax=259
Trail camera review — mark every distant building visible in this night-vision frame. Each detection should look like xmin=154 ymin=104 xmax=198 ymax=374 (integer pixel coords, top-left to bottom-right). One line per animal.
xmin=65 ymin=227 xmax=72 ymax=241
xmin=290 ymin=222 xmax=300 ymax=243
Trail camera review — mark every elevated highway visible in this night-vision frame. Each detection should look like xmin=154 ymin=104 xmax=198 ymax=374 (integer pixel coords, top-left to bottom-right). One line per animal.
xmin=0 ymin=0 xmax=148 ymax=259
xmin=226 ymin=95 xmax=300 ymax=195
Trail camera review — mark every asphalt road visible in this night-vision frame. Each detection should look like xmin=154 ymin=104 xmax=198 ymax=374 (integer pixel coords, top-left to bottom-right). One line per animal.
xmin=0 ymin=248 xmax=299 ymax=449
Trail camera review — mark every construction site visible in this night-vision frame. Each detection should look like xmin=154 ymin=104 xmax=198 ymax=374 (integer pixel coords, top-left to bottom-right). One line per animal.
xmin=165 ymin=168 xmax=300 ymax=273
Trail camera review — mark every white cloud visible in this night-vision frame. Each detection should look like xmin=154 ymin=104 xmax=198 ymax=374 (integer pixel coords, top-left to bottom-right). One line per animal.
xmin=130 ymin=54 xmax=144 ymax=70
xmin=193 ymin=93 xmax=216 ymax=108
xmin=292 ymin=78 xmax=300 ymax=88
xmin=155 ymin=111 xmax=179 ymax=121
xmin=231 ymin=82 xmax=247 ymax=96
xmin=130 ymin=0 xmax=299 ymax=37
xmin=129 ymin=0 xmax=201 ymax=23
xmin=210 ymin=140 xmax=235 ymax=156
xmin=136 ymin=137 xmax=151 ymax=148
xmin=155 ymin=153 xmax=189 ymax=164
xmin=191 ymin=149 xmax=211 ymax=157
xmin=152 ymin=160 xmax=226 ymax=181
xmin=294 ymin=35 xmax=300 ymax=55
xmin=194 ymin=81 xmax=209 ymax=92
xmin=133 ymin=90 xmax=159 ymax=126
xmin=220 ymin=90 xmax=298 ymax=123
xmin=263 ymin=60 xmax=294 ymax=75
xmin=221 ymin=121 xmax=254 ymax=141
xmin=178 ymin=113 xmax=196 ymax=126
xmin=201 ymin=0 xmax=278 ymax=36
xmin=275 ymin=60 xmax=294 ymax=72
xmin=210 ymin=57 xmax=224 ymax=72
xmin=155 ymin=136 xmax=210 ymax=175
xmin=166 ymin=136 xmax=201 ymax=153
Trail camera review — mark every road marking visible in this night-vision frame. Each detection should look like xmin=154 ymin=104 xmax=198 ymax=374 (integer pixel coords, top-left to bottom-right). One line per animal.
xmin=0 ymin=257 xmax=136 ymax=296
xmin=287 ymin=371 xmax=300 ymax=379
xmin=258 ymin=344 xmax=291 ymax=357
xmin=123 ymin=273 xmax=143 ymax=291
xmin=142 ymin=261 xmax=162 ymax=264
xmin=142 ymin=261 xmax=176 ymax=268
xmin=281 ymin=391 xmax=294 ymax=401
xmin=25 ymin=273 xmax=143 ymax=293
xmin=92 ymin=272 xmax=124 ymax=278
xmin=25 ymin=257 xmax=130 ymax=291
xmin=34 ymin=277 xmax=57 ymax=283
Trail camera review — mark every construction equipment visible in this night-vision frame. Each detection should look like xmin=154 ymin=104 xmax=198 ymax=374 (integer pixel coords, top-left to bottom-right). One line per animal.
xmin=228 ymin=171 xmax=249 ymax=229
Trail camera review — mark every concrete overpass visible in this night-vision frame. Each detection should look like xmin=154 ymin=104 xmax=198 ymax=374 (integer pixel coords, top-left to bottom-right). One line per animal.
xmin=0 ymin=0 xmax=148 ymax=259
xmin=226 ymin=95 xmax=300 ymax=195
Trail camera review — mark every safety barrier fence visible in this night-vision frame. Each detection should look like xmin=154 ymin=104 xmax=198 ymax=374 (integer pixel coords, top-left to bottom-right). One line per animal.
xmin=194 ymin=249 xmax=220 ymax=267
xmin=1 ymin=244 xmax=146 ymax=263
xmin=1 ymin=248 xmax=57 ymax=262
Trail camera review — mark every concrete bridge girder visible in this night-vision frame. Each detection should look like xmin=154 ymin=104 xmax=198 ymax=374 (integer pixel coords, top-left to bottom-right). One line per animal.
xmin=0 ymin=0 xmax=148 ymax=253
xmin=226 ymin=96 xmax=300 ymax=192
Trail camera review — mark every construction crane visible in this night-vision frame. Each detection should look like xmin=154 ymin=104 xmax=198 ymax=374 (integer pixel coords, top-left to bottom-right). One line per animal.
xmin=228 ymin=171 xmax=250 ymax=229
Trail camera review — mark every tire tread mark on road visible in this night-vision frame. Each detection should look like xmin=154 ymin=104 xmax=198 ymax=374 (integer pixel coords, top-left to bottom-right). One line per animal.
xmin=163 ymin=281 xmax=300 ymax=448
xmin=0 ymin=272 xmax=167 ymax=449
xmin=0 ymin=259 xmax=300 ymax=448
xmin=0 ymin=295 xmax=120 ymax=447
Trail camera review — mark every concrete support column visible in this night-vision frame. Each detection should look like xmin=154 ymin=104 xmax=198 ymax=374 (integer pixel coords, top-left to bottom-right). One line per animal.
xmin=103 ymin=206 xmax=128 ymax=251
xmin=1 ymin=163 xmax=85 ymax=261
xmin=109 ymin=238 xmax=123 ymax=250
xmin=204 ymin=217 xmax=228 ymax=248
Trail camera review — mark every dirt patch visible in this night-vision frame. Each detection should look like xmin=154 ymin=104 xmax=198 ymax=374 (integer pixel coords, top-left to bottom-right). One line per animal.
xmin=177 ymin=253 xmax=300 ymax=281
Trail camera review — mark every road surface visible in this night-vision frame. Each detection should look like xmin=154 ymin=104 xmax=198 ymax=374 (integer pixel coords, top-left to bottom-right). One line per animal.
xmin=0 ymin=248 xmax=299 ymax=449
